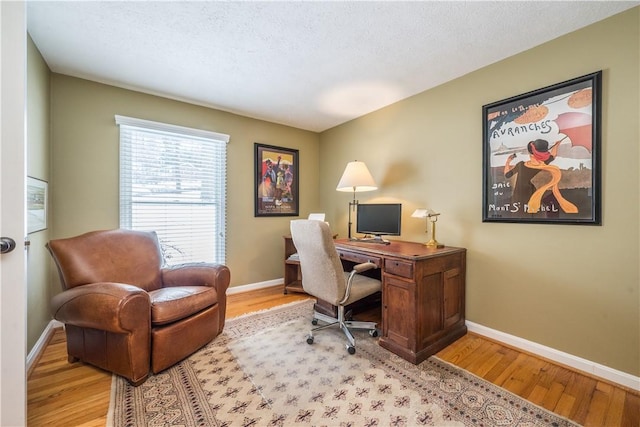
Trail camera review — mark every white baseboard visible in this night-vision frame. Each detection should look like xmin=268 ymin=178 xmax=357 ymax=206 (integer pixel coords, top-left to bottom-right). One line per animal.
xmin=226 ymin=278 xmax=283 ymax=295
xmin=466 ymin=321 xmax=640 ymax=392
xmin=27 ymin=319 xmax=63 ymax=374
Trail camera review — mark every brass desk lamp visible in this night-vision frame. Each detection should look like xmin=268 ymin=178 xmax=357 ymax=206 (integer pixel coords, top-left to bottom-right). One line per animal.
xmin=411 ymin=208 xmax=444 ymax=248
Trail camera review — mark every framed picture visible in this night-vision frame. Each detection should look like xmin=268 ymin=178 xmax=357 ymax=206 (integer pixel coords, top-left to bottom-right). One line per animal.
xmin=482 ymin=71 xmax=602 ymax=225
xmin=27 ymin=176 xmax=48 ymax=233
xmin=255 ymin=143 xmax=299 ymax=217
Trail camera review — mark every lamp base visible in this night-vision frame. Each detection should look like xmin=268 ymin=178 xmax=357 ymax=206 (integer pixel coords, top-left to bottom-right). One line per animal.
xmin=425 ymin=218 xmax=443 ymax=248
xmin=425 ymin=239 xmax=444 ymax=248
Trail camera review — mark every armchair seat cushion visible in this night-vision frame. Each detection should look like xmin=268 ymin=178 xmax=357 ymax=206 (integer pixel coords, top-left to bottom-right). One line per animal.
xmin=149 ymin=286 xmax=218 ymax=325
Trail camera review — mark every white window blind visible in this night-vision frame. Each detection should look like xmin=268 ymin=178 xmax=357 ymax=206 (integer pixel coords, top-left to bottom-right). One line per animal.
xmin=115 ymin=115 xmax=229 ymax=266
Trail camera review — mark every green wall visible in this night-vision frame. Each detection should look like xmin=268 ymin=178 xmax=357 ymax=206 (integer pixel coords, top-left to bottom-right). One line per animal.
xmin=26 ymin=36 xmax=51 ymax=350
xmin=49 ymin=75 xmax=320 ymax=288
xmin=319 ymin=8 xmax=639 ymax=376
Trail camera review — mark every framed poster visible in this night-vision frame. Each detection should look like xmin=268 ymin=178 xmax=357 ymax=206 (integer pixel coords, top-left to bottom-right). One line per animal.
xmin=27 ymin=176 xmax=48 ymax=233
xmin=254 ymin=143 xmax=299 ymax=217
xmin=482 ymin=71 xmax=602 ymax=225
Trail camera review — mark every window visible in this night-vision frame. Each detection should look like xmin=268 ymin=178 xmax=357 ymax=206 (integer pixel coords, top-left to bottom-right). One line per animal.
xmin=115 ymin=115 xmax=229 ymax=266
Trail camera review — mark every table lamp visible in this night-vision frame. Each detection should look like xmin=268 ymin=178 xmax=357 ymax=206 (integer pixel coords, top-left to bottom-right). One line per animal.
xmin=411 ymin=208 xmax=444 ymax=248
xmin=336 ymin=160 xmax=377 ymax=240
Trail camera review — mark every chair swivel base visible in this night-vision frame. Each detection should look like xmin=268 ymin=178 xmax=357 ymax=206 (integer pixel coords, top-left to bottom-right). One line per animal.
xmin=306 ymin=310 xmax=378 ymax=354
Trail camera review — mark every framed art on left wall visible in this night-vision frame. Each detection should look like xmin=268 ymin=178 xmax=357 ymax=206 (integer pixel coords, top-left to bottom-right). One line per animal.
xmin=27 ymin=176 xmax=48 ymax=233
xmin=254 ymin=143 xmax=299 ymax=217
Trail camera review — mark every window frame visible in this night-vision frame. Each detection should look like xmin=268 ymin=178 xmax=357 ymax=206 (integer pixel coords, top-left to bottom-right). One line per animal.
xmin=115 ymin=115 xmax=230 ymax=265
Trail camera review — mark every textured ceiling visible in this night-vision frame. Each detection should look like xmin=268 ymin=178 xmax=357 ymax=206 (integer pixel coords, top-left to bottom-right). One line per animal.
xmin=27 ymin=1 xmax=638 ymax=132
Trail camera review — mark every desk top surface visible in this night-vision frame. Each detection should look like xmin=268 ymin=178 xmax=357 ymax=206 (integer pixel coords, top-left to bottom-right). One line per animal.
xmin=334 ymin=238 xmax=465 ymax=260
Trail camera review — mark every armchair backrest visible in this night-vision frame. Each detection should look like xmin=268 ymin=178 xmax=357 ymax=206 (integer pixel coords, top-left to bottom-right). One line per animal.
xmin=46 ymin=229 xmax=163 ymax=291
xmin=290 ymin=220 xmax=345 ymax=305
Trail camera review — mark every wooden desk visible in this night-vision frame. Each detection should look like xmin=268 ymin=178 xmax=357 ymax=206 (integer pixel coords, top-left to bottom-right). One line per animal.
xmin=284 ymin=236 xmax=467 ymax=364
xmin=283 ymin=235 xmax=304 ymax=294
xmin=334 ymin=239 xmax=467 ymax=364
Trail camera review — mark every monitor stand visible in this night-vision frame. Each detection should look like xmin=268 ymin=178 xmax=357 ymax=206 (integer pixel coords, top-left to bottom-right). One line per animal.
xmin=352 ymin=235 xmax=391 ymax=245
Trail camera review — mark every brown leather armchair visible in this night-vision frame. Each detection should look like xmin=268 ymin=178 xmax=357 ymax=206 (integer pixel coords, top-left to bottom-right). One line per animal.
xmin=46 ymin=229 xmax=230 ymax=386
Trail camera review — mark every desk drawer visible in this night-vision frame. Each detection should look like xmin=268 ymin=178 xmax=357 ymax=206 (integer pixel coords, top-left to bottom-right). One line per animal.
xmin=384 ymin=259 xmax=413 ymax=279
xmin=337 ymin=250 xmax=381 ymax=267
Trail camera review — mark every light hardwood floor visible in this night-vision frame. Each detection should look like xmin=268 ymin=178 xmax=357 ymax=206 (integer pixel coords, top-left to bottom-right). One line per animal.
xmin=27 ymin=285 xmax=639 ymax=426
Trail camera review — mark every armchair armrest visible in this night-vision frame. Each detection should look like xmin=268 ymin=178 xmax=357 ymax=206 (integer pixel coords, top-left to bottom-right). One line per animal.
xmin=161 ymin=262 xmax=231 ymax=293
xmin=161 ymin=262 xmax=231 ymax=334
xmin=51 ymin=282 xmax=151 ymax=333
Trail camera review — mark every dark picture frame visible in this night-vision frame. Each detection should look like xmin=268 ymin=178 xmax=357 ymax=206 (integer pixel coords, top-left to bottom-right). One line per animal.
xmin=255 ymin=143 xmax=299 ymax=217
xmin=482 ymin=71 xmax=602 ymax=225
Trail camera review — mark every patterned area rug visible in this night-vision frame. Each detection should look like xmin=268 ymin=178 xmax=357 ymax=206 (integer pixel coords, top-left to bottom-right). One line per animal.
xmin=107 ymin=300 xmax=578 ymax=426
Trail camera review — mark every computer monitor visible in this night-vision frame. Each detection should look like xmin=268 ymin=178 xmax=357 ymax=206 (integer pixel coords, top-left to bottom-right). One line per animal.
xmin=355 ymin=203 xmax=401 ymax=244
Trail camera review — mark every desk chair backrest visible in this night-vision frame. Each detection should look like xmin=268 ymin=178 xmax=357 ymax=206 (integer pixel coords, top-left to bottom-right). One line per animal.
xmin=290 ymin=219 xmax=345 ymax=306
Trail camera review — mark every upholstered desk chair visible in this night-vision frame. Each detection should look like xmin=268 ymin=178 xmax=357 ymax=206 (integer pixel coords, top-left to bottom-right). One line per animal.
xmin=290 ymin=219 xmax=381 ymax=354
xmin=46 ymin=229 xmax=230 ymax=386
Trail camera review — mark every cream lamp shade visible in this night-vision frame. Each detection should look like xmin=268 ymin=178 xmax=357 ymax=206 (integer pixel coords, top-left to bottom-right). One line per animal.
xmin=411 ymin=208 xmax=439 ymax=218
xmin=336 ymin=160 xmax=377 ymax=240
xmin=336 ymin=161 xmax=378 ymax=192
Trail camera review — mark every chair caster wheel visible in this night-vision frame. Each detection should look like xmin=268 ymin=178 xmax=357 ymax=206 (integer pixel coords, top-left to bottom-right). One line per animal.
xmin=306 ymin=335 xmax=314 ymax=345
xmin=347 ymin=345 xmax=356 ymax=355
xmin=311 ymin=319 xmax=318 ymax=325
xmin=369 ymin=329 xmax=378 ymax=337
